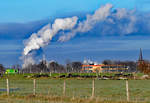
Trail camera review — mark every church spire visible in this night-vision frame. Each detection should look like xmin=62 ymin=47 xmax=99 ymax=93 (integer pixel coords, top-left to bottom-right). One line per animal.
xmin=139 ymin=48 xmax=143 ymax=61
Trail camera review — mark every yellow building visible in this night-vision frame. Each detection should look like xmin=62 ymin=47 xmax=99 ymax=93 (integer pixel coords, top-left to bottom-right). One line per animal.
xmin=82 ymin=64 xmax=128 ymax=73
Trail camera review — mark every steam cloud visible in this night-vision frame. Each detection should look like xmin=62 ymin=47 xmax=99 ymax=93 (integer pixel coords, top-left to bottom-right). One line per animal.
xmin=22 ymin=16 xmax=78 ymax=67
xmin=58 ymin=4 xmax=113 ymax=42
xmin=23 ymin=16 xmax=78 ymax=56
xmin=22 ymin=54 xmax=35 ymax=68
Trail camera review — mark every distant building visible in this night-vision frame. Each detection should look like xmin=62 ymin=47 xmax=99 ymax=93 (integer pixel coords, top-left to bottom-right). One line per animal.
xmin=81 ymin=64 xmax=129 ymax=73
xmin=137 ymin=48 xmax=150 ymax=73
xmin=5 ymin=69 xmax=18 ymax=74
xmin=137 ymin=48 xmax=144 ymax=65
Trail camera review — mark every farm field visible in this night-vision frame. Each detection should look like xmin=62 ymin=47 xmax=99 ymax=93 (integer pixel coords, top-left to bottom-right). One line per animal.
xmin=0 ymin=74 xmax=150 ymax=103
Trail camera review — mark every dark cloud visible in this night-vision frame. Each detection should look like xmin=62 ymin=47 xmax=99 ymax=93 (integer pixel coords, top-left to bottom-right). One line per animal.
xmin=0 ymin=19 xmax=50 ymax=39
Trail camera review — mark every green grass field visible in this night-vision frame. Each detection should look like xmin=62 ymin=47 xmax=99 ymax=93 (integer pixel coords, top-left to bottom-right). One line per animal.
xmin=0 ymin=74 xmax=149 ymax=103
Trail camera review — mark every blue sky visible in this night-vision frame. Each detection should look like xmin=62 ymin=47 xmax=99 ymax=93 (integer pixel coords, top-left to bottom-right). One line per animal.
xmin=0 ymin=0 xmax=150 ymax=23
xmin=0 ymin=0 xmax=150 ymax=67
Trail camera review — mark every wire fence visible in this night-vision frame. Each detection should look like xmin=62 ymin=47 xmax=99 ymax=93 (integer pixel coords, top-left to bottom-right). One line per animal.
xmin=0 ymin=79 xmax=150 ymax=102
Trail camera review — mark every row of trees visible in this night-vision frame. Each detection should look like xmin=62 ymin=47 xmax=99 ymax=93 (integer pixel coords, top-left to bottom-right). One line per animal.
xmin=22 ymin=60 xmax=82 ymax=73
xmin=1 ymin=59 xmax=149 ymax=73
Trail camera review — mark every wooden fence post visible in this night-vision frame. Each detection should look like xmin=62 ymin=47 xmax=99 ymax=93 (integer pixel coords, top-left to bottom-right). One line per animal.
xmin=33 ymin=79 xmax=36 ymax=95
xmin=63 ymin=80 xmax=66 ymax=96
xmin=91 ymin=79 xmax=95 ymax=98
xmin=6 ymin=78 xmax=9 ymax=96
xmin=50 ymin=72 xmax=52 ymax=77
xmin=126 ymin=80 xmax=130 ymax=102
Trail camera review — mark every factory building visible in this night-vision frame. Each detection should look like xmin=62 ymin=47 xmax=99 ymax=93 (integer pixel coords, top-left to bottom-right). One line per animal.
xmin=81 ymin=59 xmax=129 ymax=73
xmin=82 ymin=64 xmax=129 ymax=73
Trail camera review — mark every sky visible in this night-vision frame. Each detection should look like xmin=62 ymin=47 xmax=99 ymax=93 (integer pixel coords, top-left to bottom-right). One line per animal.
xmin=0 ymin=0 xmax=150 ymax=23
xmin=0 ymin=0 xmax=150 ymax=67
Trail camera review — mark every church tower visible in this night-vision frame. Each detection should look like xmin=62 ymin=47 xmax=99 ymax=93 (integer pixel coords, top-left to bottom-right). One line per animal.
xmin=139 ymin=48 xmax=143 ymax=61
xmin=138 ymin=48 xmax=144 ymax=65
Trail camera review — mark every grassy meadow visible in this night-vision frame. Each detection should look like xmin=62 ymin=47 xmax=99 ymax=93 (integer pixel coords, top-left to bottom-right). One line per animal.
xmin=0 ymin=73 xmax=149 ymax=103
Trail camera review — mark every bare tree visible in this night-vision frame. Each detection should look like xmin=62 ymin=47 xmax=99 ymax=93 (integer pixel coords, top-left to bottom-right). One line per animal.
xmin=37 ymin=60 xmax=49 ymax=73
xmin=0 ymin=64 xmax=5 ymax=74
xmin=102 ymin=60 xmax=113 ymax=65
xmin=48 ymin=61 xmax=65 ymax=73
xmin=71 ymin=62 xmax=82 ymax=72
xmin=138 ymin=60 xmax=150 ymax=74
xmin=65 ymin=60 xmax=72 ymax=73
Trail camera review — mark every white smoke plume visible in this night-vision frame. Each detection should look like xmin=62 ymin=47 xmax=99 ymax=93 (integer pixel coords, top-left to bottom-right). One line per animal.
xmin=58 ymin=4 xmax=113 ymax=42
xmin=22 ymin=16 xmax=78 ymax=67
xmin=23 ymin=16 xmax=78 ymax=56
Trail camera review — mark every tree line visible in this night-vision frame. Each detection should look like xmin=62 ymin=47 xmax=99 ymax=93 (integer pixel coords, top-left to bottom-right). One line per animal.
xmin=0 ymin=59 xmax=145 ymax=73
xmin=21 ymin=60 xmax=82 ymax=73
